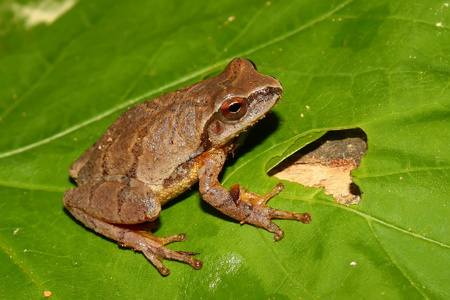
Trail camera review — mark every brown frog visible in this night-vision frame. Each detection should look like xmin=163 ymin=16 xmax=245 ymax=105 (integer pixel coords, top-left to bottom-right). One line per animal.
xmin=63 ymin=58 xmax=311 ymax=275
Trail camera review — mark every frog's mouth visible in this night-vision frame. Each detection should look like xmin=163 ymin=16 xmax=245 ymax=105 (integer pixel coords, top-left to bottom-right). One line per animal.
xmin=245 ymin=86 xmax=282 ymax=124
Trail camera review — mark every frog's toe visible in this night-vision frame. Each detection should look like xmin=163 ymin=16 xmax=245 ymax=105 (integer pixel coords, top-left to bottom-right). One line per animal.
xmin=264 ymin=220 xmax=284 ymax=241
xmin=141 ymin=243 xmax=203 ymax=275
xmin=142 ymin=251 xmax=171 ymax=276
xmin=146 ymin=233 xmax=187 ymax=245
xmin=136 ymin=232 xmax=203 ymax=275
xmin=268 ymin=208 xmax=312 ymax=224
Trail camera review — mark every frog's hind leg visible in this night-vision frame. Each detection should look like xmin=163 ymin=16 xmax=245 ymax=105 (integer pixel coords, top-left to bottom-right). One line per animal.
xmin=64 ymin=179 xmax=161 ymax=224
xmin=67 ymin=206 xmax=202 ymax=275
xmin=63 ymin=180 xmax=203 ymax=275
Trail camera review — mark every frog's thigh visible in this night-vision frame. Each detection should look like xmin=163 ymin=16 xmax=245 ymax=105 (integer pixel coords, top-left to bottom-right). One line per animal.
xmin=63 ymin=180 xmax=160 ymax=224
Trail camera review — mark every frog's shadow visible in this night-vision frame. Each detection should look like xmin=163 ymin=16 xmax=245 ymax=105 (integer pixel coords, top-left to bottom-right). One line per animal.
xmin=230 ymin=111 xmax=280 ymax=159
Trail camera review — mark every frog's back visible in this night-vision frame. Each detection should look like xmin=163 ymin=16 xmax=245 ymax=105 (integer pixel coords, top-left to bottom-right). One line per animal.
xmin=74 ymin=85 xmax=213 ymax=188
xmin=71 ymin=57 xmax=276 ymax=189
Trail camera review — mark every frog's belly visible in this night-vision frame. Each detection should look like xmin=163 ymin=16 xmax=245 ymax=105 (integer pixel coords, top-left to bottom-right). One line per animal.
xmin=154 ymin=157 xmax=201 ymax=205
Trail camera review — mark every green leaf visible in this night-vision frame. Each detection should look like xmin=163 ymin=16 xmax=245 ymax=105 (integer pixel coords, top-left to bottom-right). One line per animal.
xmin=1 ymin=0 xmax=449 ymax=298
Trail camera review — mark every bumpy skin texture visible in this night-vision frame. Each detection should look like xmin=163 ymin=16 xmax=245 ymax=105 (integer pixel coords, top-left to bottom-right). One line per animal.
xmin=63 ymin=58 xmax=311 ymax=275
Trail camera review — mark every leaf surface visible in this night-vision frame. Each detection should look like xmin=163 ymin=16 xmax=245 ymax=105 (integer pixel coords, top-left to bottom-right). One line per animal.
xmin=0 ymin=0 xmax=449 ymax=298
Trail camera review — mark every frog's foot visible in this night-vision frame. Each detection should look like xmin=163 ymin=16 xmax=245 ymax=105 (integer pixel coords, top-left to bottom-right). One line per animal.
xmin=231 ymin=183 xmax=311 ymax=241
xmin=121 ymin=231 xmax=203 ymax=276
xmin=68 ymin=207 xmax=203 ymax=276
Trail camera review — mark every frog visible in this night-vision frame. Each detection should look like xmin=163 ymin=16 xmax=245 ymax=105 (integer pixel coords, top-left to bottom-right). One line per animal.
xmin=63 ymin=57 xmax=311 ymax=275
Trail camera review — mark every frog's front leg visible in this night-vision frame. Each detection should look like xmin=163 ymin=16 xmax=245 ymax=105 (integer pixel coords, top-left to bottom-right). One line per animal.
xmin=63 ymin=179 xmax=202 ymax=275
xmin=198 ymin=150 xmax=311 ymax=241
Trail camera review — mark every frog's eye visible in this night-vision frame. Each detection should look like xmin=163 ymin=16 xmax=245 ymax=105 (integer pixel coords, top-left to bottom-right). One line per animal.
xmin=220 ymin=97 xmax=247 ymax=121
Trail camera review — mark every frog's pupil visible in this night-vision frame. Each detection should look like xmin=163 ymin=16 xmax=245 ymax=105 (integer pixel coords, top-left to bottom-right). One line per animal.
xmin=228 ymin=102 xmax=241 ymax=113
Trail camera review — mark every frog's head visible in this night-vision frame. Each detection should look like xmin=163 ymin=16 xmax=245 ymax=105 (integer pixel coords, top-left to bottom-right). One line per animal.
xmin=205 ymin=57 xmax=283 ymax=148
